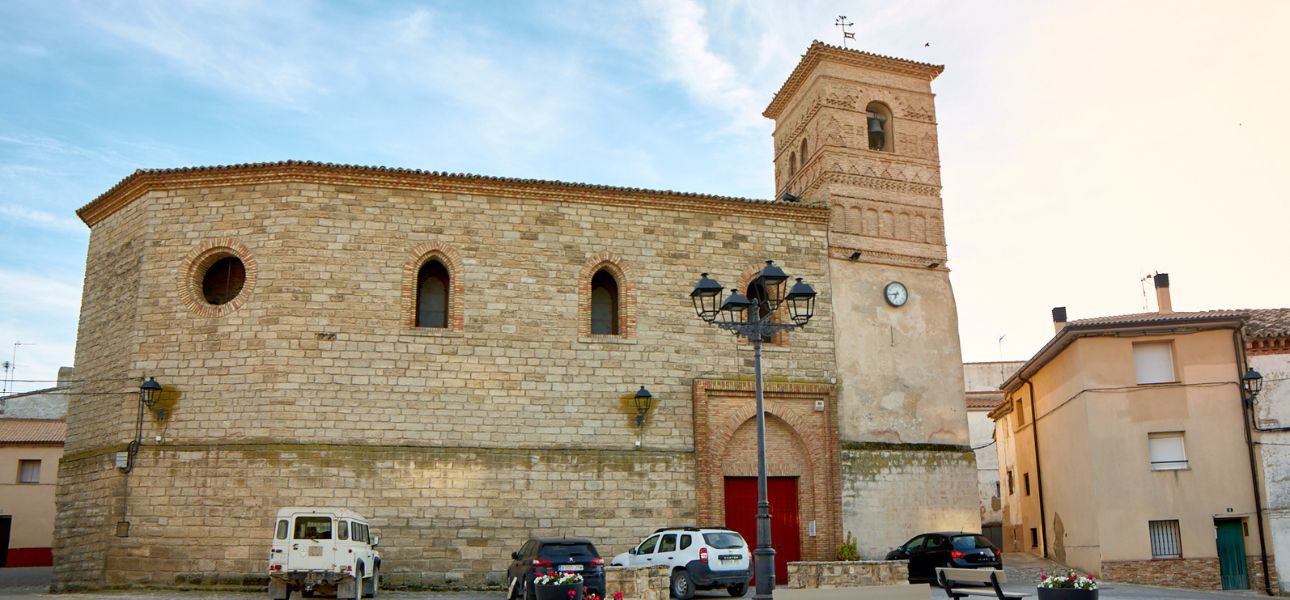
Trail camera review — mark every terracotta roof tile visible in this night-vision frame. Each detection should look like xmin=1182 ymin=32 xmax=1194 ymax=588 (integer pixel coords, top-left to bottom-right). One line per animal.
xmin=0 ymin=419 xmax=66 ymax=445
xmin=1067 ymin=310 xmax=1249 ymax=328
xmin=1246 ymin=308 xmax=1290 ymax=339
xmin=966 ymin=392 xmax=1004 ymax=410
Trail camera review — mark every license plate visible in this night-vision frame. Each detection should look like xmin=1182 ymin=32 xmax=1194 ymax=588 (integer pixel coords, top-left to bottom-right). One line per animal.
xmin=558 ymin=565 xmax=583 ymax=572
xmin=308 ymin=547 xmax=322 ymax=557
xmin=720 ymin=554 xmax=741 ymax=561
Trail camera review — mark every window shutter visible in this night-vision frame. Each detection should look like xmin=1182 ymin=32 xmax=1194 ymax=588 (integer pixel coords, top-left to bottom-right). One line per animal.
xmin=1134 ymin=342 xmax=1175 ymax=384
xmin=1149 ymin=432 xmax=1187 ymax=470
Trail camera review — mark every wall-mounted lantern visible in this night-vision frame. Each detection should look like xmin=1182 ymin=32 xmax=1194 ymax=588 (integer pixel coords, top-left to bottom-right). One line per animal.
xmin=634 ymin=386 xmax=654 ymax=428
xmin=1244 ymin=367 xmax=1264 ymax=400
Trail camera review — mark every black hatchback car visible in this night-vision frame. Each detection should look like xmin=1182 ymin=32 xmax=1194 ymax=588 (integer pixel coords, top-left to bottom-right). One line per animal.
xmin=507 ymin=538 xmax=606 ymax=600
xmin=884 ymin=532 xmax=1001 ymax=583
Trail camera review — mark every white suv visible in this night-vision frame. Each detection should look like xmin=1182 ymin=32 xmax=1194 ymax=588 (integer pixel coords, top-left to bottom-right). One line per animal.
xmin=611 ymin=527 xmax=751 ymax=599
xmin=267 ymin=507 xmax=381 ymax=600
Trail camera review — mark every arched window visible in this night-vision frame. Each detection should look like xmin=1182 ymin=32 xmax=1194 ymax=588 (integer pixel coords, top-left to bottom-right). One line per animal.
xmin=590 ymin=269 xmax=620 ymax=335
xmin=866 ymin=101 xmax=894 ymax=152
xmin=744 ymin=282 xmax=777 ymax=343
xmin=800 ymin=138 xmax=809 ymax=161
xmin=416 ymin=259 xmax=450 ymax=328
xmin=789 ymin=152 xmax=797 ymax=176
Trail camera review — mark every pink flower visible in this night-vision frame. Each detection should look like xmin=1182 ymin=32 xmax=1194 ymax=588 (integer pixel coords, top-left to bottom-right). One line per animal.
xmin=568 ymin=590 xmax=576 ymax=598
xmin=614 ymin=593 xmax=624 ymax=600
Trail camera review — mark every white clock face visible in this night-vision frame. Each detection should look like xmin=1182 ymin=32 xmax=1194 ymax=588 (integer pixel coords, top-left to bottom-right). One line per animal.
xmin=884 ymin=281 xmax=908 ymax=307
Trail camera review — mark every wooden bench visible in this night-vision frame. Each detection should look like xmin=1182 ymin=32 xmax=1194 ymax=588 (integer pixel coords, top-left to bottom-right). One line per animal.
xmin=774 ymin=583 xmax=926 ymax=600
xmin=936 ymin=567 xmax=1029 ymax=599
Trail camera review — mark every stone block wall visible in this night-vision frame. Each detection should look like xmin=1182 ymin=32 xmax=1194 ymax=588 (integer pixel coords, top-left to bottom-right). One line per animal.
xmin=839 ymin=443 xmax=977 ymax=558
xmin=786 ymin=560 xmax=908 ymax=588
xmin=605 ymin=565 xmax=669 ymax=600
xmin=57 ymin=443 xmax=692 ymax=590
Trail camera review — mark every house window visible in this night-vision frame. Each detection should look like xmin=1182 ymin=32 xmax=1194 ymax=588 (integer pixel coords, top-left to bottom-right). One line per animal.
xmin=1024 ymin=473 xmax=1031 ymax=496
xmin=1007 ymin=470 xmax=1015 ymax=495
xmin=1149 ymin=520 xmax=1182 ymax=558
xmin=994 ymin=482 xmax=1001 ymax=498
xmin=590 ymin=269 xmax=620 ymax=335
xmin=1014 ymin=399 xmax=1026 ymax=428
xmin=1133 ymin=341 xmax=1176 ymax=384
xmin=18 ymin=459 xmax=40 ymax=483
xmin=1149 ymin=432 xmax=1188 ymax=470
xmin=416 ymin=259 xmax=450 ymax=328
xmin=866 ymin=101 xmax=894 ymax=151
xmin=1030 ymin=528 xmax=1039 ymax=548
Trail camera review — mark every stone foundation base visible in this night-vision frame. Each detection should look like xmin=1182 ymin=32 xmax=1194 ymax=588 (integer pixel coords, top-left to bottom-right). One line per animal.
xmin=606 ymin=566 xmax=669 ymax=600
xmin=1102 ymin=556 xmax=1278 ymax=592
xmin=786 ymin=560 xmax=909 ymax=588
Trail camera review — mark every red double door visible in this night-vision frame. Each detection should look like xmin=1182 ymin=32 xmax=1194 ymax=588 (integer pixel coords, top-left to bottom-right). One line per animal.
xmin=722 ymin=477 xmax=800 ymax=584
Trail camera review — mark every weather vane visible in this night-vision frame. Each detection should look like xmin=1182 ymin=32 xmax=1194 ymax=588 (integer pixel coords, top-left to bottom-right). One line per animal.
xmin=835 ymin=16 xmax=855 ymax=48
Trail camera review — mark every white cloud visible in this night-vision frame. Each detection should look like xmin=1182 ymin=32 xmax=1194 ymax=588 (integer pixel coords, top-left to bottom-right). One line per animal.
xmin=0 ymin=205 xmax=85 ymax=232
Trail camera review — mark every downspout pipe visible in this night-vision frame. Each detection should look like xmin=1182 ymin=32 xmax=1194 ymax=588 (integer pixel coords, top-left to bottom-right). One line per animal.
xmin=1233 ymin=328 xmax=1273 ymax=596
xmin=1024 ymin=377 xmax=1049 ymax=559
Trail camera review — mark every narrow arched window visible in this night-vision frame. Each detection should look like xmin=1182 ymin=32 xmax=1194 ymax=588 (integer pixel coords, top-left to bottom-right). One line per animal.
xmin=744 ymin=282 xmax=776 ymax=343
xmin=590 ymin=269 xmax=620 ymax=335
xmin=416 ymin=259 xmax=449 ymax=328
xmin=789 ymin=152 xmax=797 ymax=176
xmin=866 ymin=101 xmax=894 ymax=152
xmin=800 ymin=138 xmax=808 ymax=161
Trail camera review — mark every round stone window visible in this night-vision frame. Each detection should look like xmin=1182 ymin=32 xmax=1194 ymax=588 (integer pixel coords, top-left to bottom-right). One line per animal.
xmin=201 ymin=256 xmax=246 ymax=305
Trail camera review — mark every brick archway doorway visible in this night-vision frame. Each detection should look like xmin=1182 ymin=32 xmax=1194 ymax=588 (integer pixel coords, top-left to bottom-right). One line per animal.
xmin=693 ymin=379 xmax=840 ymax=564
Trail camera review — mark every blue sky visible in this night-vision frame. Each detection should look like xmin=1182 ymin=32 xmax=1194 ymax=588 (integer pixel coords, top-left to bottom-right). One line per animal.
xmin=2 ymin=1 xmax=1289 ymax=393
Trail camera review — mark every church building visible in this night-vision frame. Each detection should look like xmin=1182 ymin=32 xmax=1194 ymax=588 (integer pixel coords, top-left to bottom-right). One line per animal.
xmin=53 ymin=42 xmax=976 ymax=590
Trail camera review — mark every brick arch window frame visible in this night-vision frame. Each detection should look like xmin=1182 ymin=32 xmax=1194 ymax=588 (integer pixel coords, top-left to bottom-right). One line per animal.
xmin=578 ymin=252 xmax=636 ymax=339
xmin=737 ymin=264 xmax=791 ymax=347
xmin=865 ymin=100 xmax=895 ymax=152
xmin=402 ymin=241 xmax=465 ymax=331
xmin=178 ymin=238 xmax=258 ymax=318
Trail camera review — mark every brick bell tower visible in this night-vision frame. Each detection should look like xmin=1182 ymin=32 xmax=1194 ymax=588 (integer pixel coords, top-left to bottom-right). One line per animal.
xmin=765 ymin=42 xmax=976 ymax=558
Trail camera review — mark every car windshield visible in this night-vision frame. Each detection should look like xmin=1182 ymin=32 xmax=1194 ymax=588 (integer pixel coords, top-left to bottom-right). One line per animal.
xmin=539 ymin=542 xmax=599 ymax=562
xmin=293 ymin=517 xmax=332 ymax=540
xmin=951 ymin=535 xmax=994 ymax=551
xmin=703 ymin=532 xmax=745 ymax=549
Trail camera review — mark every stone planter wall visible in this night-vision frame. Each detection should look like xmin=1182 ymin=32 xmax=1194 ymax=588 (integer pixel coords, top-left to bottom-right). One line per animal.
xmin=605 ymin=566 xmax=669 ymax=600
xmin=786 ymin=560 xmax=909 ymax=588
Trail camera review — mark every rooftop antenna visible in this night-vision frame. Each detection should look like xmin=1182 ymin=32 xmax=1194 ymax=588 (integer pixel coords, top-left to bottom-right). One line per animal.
xmin=835 ymin=16 xmax=855 ymax=49
xmin=5 ymin=342 xmax=34 ymax=395
xmin=997 ymin=334 xmax=1006 ymax=361
xmin=1139 ymin=273 xmax=1156 ymax=311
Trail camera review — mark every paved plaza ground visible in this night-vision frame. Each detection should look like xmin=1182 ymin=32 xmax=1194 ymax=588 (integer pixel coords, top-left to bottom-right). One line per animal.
xmin=0 ymin=559 xmax=1267 ymax=599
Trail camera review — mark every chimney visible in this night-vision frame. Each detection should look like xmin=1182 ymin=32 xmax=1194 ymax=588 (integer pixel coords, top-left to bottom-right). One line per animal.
xmin=1052 ymin=306 xmax=1068 ymax=333
xmin=1154 ymin=273 xmax=1172 ymax=313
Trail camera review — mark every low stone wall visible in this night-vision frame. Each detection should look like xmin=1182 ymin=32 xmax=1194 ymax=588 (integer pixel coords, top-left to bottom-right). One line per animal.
xmin=786 ymin=560 xmax=908 ymax=588
xmin=605 ymin=566 xmax=669 ymax=600
xmin=1102 ymin=556 xmax=1278 ymax=592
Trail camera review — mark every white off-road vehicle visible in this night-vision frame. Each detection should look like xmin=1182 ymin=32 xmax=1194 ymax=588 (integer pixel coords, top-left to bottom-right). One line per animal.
xmin=267 ymin=507 xmax=381 ymax=600
xmin=612 ymin=527 xmax=751 ymax=599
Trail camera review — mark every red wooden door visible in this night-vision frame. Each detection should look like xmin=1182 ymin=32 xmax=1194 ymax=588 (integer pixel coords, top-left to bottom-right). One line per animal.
xmin=723 ymin=476 xmax=800 ymax=584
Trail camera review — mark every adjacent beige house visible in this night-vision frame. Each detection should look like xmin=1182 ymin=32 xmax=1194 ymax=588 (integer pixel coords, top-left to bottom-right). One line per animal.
xmin=963 ymin=361 xmax=1023 ymax=546
xmin=0 ymin=419 xmax=65 ymax=567
xmin=992 ymin=274 xmax=1277 ymax=592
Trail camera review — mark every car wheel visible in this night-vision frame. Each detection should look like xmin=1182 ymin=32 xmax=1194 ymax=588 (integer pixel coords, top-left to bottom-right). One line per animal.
xmin=726 ymin=582 xmax=747 ymax=597
xmin=670 ymin=569 xmax=694 ymax=600
xmin=365 ymin=567 xmax=379 ymax=598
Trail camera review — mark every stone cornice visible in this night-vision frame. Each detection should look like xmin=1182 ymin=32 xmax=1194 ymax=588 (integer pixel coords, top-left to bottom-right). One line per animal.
xmin=77 ymin=161 xmax=828 ymax=227
xmin=764 ymin=41 xmax=944 ymax=120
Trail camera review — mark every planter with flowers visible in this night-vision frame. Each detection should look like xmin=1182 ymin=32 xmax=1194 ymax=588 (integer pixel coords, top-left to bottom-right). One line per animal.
xmin=1037 ymin=568 xmax=1098 ymax=599
xmin=534 ymin=571 xmax=585 ymax=600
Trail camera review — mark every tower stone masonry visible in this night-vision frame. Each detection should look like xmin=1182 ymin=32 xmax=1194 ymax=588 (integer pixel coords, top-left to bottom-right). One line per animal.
xmin=52 ymin=42 xmax=974 ymax=590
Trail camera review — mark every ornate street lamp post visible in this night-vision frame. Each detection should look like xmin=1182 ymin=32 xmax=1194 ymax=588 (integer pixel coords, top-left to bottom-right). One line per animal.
xmin=690 ymin=261 xmax=817 ymax=600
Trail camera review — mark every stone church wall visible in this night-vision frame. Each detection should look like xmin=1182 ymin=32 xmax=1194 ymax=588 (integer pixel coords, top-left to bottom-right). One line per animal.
xmin=54 ymin=173 xmax=834 ymax=589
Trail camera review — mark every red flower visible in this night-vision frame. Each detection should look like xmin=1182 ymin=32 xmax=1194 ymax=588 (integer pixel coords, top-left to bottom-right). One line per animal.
xmin=614 ymin=593 xmax=623 ymax=600
xmin=568 ymin=591 xmax=576 ymax=598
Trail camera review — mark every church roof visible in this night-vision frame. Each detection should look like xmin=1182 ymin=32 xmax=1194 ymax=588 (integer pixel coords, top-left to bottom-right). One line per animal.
xmin=764 ymin=41 xmax=945 ymax=120
xmin=77 ymin=160 xmax=827 ymax=227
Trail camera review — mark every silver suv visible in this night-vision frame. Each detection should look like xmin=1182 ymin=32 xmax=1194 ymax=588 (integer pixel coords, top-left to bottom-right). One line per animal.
xmin=611 ymin=527 xmax=751 ymax=599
